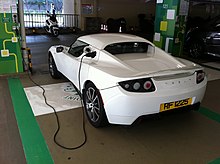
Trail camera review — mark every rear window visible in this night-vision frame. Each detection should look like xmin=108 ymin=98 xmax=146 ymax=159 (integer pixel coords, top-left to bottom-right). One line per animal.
xmin=104 ymin=42 xmax=154 ymax=55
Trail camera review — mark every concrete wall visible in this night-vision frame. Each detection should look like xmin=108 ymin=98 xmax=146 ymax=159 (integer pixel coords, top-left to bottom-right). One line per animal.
xmin=65 ymin=0 xmax=220 ymax=31
xmin=97 ymin=0 xmax=155 ymax=28
xmin=189 ymin=2 xmax=220 ymax=19
xmin=78 ymin=0 xmax=155 ymax=31
xmin=80 ymin=0 xmax=98 ymax=30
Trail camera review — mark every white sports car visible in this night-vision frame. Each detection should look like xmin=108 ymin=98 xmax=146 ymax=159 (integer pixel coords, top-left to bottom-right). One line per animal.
xmin=48 ymin=33 xmax=207 ymax=127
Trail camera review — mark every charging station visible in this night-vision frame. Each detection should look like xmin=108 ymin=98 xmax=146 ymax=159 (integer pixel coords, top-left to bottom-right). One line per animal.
xmin=153 ymin=0 xmax=189 ymax=56
xmin=0 ymin=4 xmax=23 ymax=74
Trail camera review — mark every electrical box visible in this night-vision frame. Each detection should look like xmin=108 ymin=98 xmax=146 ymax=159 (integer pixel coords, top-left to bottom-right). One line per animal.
xmin=0 ymin=2 xmax=23 ymax=74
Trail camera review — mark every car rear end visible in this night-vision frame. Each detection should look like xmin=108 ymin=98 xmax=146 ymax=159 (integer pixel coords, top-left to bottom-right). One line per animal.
xmin=100 ymin=68 xmax=207 ymax=125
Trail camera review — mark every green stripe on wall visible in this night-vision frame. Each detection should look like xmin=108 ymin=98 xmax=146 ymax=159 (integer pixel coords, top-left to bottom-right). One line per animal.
xmin=8 ymin=78 xmax=54 ymax=164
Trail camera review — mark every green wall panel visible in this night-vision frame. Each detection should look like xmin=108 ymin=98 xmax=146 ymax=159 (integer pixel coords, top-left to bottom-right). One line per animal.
xmin=153 ymin=0 xmax=189 ymax=56
xmin=0 ymin=12 xmax=23 ymax=74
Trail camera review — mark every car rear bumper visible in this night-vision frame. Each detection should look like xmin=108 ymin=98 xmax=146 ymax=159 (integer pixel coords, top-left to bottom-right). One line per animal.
xmin=205 ymin=44 xmax=220 ymax=58
xmin=100 ymin=77 xmax=207 ymax=125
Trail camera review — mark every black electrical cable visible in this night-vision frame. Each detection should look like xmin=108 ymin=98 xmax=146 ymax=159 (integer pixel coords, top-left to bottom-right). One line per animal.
xmin=26 ymin=54 xmax=88 ymax=150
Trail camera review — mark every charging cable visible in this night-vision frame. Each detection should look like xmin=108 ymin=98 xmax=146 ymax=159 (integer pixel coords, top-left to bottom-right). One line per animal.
xmin=26 ymin=52 xmax=96 ymax=150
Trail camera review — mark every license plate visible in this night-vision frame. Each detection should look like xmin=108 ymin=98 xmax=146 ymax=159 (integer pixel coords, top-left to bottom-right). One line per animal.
xmin=160 ymin=98 xmax=192 ymax=112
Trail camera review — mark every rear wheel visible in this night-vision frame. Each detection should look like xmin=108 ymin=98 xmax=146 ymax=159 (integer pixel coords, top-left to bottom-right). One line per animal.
xmin=83 ymin=82 xmax=108 ymax=128
xmin=48 ymin=54 xmax=61 ymax=79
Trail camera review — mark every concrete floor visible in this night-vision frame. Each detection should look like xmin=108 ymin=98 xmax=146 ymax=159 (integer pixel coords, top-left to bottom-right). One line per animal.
xmin=1 ymin=34 xmax=220 ymax=164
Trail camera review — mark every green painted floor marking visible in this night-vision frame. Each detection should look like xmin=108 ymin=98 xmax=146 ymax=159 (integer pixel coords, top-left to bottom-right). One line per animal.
xmin=209 ymin=158 xmax=220 ymax=164
xmin=198 ymin=107 xmax=220 ymax=123
xmin=198 ymin=107 xmax=220 ymax=164
xmin=8 ymin=78 xmax=54 ymax=164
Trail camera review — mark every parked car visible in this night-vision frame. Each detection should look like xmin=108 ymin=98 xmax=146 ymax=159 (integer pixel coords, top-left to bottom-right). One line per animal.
xmin=48 ymin=33 xmax=207 ymax=127
xmin=185 ymin=16 xmax=220 ymax=58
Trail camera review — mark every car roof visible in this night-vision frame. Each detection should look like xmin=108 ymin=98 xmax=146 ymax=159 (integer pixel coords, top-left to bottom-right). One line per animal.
xmin=78 ymin=33 xmax=152 ymax=50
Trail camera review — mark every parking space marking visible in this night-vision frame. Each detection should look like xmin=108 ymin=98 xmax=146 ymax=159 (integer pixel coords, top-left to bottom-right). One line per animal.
xmin=198 ymin=107 xmax=220 ymax=123
xmin=8 ymin=78 xmax=53 ymax=164
xmin=209 ymin=158 xmax=220 ymax=164
xmin=198 ymin=107 xmax=220 ymax=163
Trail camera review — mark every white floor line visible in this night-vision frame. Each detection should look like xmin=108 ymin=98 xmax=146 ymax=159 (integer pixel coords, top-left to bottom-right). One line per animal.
xmin=204 ymin=67 xmax=220 ymax=81
xmin=203 ymin=62 xmax=220 ymax=70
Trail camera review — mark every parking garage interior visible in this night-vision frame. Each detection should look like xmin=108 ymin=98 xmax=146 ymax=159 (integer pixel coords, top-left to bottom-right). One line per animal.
xmin=0 ymin=0 xmax=220 ymax=163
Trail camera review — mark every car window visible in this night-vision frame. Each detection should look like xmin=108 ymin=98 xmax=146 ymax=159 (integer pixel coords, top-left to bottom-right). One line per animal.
xmin=214 ymin=25 xmax=220 ymax=31
xmin=104 ymin=42 xmax=154 ymax=56
xmin=68 ymin=40 xmax=88 ymax=57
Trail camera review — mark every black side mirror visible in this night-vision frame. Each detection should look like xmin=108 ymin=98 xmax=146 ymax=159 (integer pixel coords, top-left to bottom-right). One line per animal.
xmin=56 ymin=46 xmax=64 ymax=53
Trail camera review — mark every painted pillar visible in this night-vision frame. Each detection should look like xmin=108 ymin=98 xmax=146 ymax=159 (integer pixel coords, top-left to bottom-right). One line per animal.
xmin=81 ymin=0 xmax=98 ymax=31
xmin=153 ymin=0 xmax=189 ymax=56
xmin=0 ymin=0 xmax=23 ymax=74
xmin=63 ymin=0 xmax=77 ymax=27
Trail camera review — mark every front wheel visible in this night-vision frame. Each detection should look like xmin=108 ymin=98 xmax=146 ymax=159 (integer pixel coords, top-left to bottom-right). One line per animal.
xmin=48 ymin=54 xmax=61 ymax=79
xmin=83 ymin=82 xmax=108 ymax=128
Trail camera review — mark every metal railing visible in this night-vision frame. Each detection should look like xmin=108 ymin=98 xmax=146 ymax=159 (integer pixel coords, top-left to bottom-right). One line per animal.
xmin=24 ymin=13 xmax=79 ymax=28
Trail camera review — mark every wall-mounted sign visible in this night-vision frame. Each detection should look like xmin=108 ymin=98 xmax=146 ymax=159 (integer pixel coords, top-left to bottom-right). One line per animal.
xmin=179 ymin=0 xmax=189 ymax=16
xmin=0 ymin=0 xmax=17 ymax=13
xmin=167 ymin=9 xmax=175 ymax=20
xmin=82 ymin=4 xmax=93 ymax=15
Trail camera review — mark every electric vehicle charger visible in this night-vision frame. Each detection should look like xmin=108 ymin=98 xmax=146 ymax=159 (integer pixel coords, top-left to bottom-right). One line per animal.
xmin=25 ymin=52 xmax=96 ymax=150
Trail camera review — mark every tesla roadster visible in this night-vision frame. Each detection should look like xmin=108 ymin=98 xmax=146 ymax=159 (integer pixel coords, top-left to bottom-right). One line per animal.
xmin=48 ymin=33 xmax=207 ymax=127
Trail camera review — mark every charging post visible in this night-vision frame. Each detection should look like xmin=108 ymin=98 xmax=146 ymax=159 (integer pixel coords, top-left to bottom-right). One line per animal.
xmin=153 ymin=0 xmax=189 ymax=56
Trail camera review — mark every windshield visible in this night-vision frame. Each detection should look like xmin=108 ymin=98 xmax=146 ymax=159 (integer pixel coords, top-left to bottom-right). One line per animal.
xmin=104 ymin=42 xmax=154 ymax=56
xmin=68 ymin=40 xmax=88 ymax=57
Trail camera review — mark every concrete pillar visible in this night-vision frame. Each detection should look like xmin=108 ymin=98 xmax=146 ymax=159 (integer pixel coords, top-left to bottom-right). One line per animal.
xmin=63 ymin=0 xmax=77 ymax=27
xmin=153 ymin=0 xmax=189 ymax=56
xmin=63 ymin=0 xmax=75 ymax=14
xmin=80 ymin=0 xmax=98 ymax=31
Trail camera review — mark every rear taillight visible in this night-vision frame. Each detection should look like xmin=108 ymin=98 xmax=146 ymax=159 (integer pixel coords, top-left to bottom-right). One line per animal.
xmin=196 ymin=70 xmax=205 ymax=84
xmin=119 ymin=78 xmax=155 ymax=92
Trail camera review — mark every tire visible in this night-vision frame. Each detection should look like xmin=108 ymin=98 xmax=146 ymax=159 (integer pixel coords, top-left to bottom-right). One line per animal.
xmin=52 ymin=29 xmax=59 ymax=37
xmin=48 ymin=54 xmax=61 ymax=79
xmin=189 ymin=41 xmax=204 ymax=58
xmin=83 ymin=82 xmax=108 ymax=128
